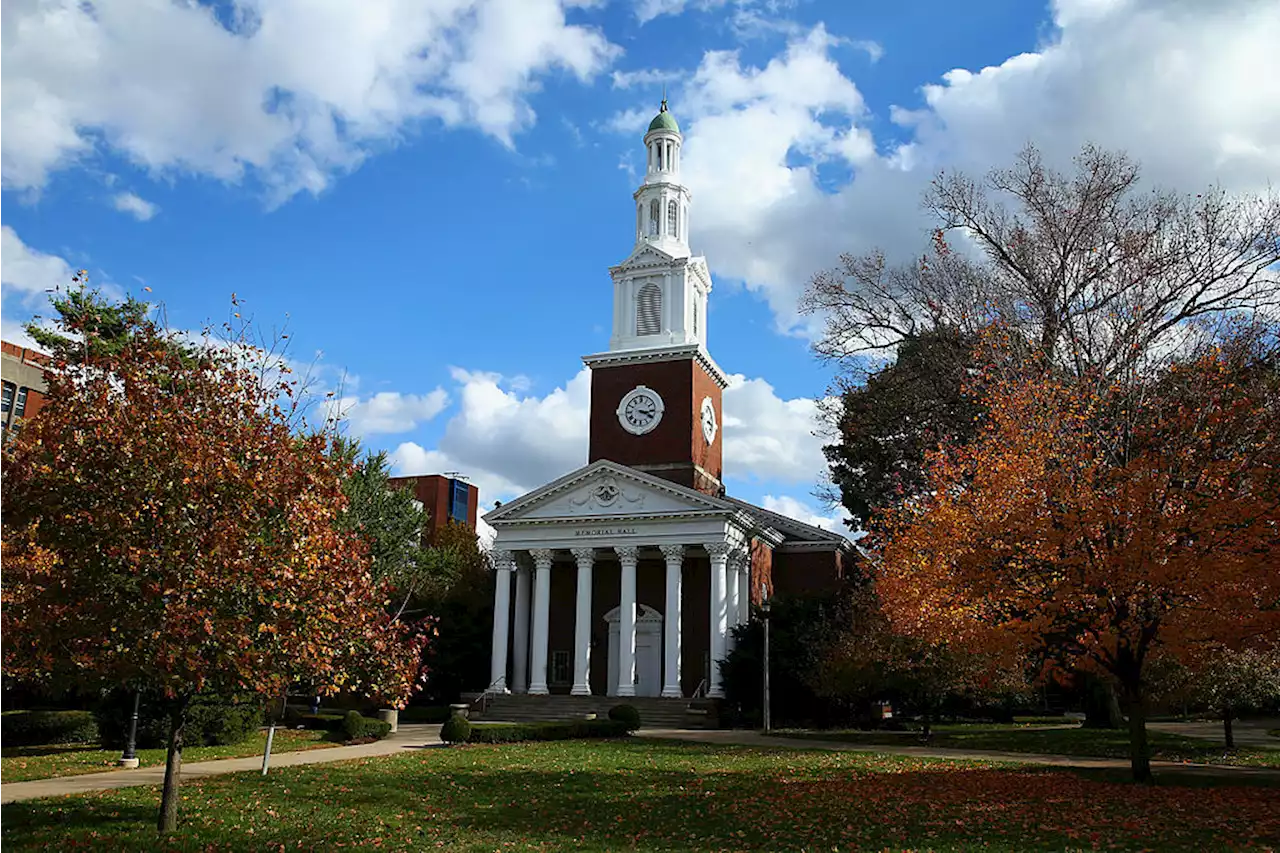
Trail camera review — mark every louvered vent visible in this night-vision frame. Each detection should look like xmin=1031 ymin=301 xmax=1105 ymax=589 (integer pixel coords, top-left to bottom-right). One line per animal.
xmin=636 ymin=283 xmax=662 ymax=336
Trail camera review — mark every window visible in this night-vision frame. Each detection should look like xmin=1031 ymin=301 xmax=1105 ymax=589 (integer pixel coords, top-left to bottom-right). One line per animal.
xmin=551 ymin=650 xmax=571 ymax=685
xmin=667 ymin=200 xmax=678 ymax=237
xmin=14 ymin=387 xmax=28 ymax=419
xmin=636 ymin=203 xmax=642 ymax=238
xmin=692 ymin=298 xmax=699 ymax=338
xmin=636 ymin=283 xmax=662 ymax=336
xmin=449 ymin=479 xmax=470 ymax=523
xmin=656 ymin=142 xmax=663 ymax=171
xmin=648 ymin=199 xmax=660 ymax=236
xmin=1 ymin=382 xmax=13 ymax=415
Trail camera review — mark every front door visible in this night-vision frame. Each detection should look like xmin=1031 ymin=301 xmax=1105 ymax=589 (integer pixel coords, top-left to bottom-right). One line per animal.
xmin=634 ymin=631 xmax=660 ymax=697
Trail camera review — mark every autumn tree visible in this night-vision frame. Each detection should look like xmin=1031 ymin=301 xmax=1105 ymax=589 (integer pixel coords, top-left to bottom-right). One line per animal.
xmin=1187 ymin=649 xmax=1280 ymax=749
xmin=1 ymin=310 xmax=426 ymax=833
xmin=874 ymin=326 xmax=1280 ymax=781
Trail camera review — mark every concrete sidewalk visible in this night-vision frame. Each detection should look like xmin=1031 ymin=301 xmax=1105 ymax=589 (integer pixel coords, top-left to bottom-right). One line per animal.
xmin=1 ymin=724 xmax=442 ymax=804
xmin=637 ymin=728 xmax=1280 ymax=781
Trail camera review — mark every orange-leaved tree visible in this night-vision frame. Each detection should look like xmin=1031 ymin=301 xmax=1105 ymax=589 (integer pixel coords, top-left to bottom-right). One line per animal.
xmin=1 ymin=310 xmax=427 ymax=832
xmin=875 ymin=327 xmax=1280 ymax=781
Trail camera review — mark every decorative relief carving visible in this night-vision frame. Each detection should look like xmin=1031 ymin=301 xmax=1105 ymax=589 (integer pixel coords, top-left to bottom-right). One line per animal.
xmin=570 ymin=547 xmax=596 ymax=565
xmin=703 ymin=541 xmax=730 ymax=558
xmin=530 ymin=548 xmax=554 ymax=568
xmin=613 ymin=544 xmax=641 ymax=563
xmin=659 ymin=544 xmax=685 ymax=562
xmin=569 ymin=476 xmax=646 ymax=513
xmin=492 ymin=550 xmax=515 ymax=572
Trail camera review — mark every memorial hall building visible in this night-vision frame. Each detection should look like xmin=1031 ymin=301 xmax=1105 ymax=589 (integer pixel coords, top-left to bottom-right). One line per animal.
xmin=483 ymin=101 xmax=856 ymax=706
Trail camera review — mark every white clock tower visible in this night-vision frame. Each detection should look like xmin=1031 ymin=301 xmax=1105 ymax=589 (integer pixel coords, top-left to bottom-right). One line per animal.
xmin=583 ymin=100 xmax=728 ymax=495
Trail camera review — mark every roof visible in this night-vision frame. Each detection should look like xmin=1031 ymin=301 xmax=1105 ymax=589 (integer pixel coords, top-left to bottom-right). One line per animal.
xmin=648 ymin=100 xmax=680 ymax=134
xmin=721 ymin=495 xmax=854 ymax=550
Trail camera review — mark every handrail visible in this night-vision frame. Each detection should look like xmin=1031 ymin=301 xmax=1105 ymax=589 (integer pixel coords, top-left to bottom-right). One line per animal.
xmin=691 ymin=678 xmax=708 ymax=700
xmin=471 ymin=678 xmax=507 ymax=718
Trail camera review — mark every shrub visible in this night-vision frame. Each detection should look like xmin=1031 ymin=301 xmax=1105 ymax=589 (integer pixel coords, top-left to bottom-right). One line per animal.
xmin=96 ymin=692 xmax=266 ymax=748
xmin=608 ymin=704 xmax=642 ymax=731
xmin=467 ymin=719 xmax=631 ymax=744
xmin=1 ymin=710 xmax=100 ymax=746
xmin=341 ymin=710 xmax=392 ymax=742
xmin=440 ymin=713 xmax=472 ymax=744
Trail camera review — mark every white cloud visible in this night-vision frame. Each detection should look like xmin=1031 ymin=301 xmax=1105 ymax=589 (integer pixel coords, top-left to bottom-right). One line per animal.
xmin=386 ymin=363 xmax=830 ymax=522
xmin=610 ymin=67 xmax=685 ymax=89
xmin=722 ymin=373 xmax=826 ymax=485
xmin=2 ymin=0 xmax=620 ymax=201
xmin=112 ymin=192 xmax=159 ymax=221
xmin=760 ymin=493 xmax=849 ymax=533
xmin=328 ymin=389 xmax=450 ymax=437
xmin=1 ymin=226 xmax=75 ymax=307
xmin=636 ymin=0 xmax=1280 ymax=336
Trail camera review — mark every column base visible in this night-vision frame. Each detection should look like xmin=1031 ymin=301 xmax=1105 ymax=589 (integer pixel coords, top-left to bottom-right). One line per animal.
xmin=660 ymin=687 xmax=683 ymax=699
xmin=570 ymin=683 xmax=592 ymax=696
xmin=117 ymin=757 xmax=140 ymax=769
xmin=528 ymin=684 xmax=549 ymax=696
xmin=708 ymin=688 xmax=725 ymax=699
xmin=616 ymin=686 xmax=636 ymax=698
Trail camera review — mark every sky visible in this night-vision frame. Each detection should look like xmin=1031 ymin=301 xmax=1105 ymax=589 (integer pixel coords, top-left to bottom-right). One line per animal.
xmin=3 ymin=0 xmax=1279 ymax=542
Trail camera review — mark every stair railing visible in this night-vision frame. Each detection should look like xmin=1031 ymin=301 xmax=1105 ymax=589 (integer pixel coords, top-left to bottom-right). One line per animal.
xmin=690 ymin=678 xmax=708 ymax=700
xmin=472 ymin=678 xmax=507 ymax=718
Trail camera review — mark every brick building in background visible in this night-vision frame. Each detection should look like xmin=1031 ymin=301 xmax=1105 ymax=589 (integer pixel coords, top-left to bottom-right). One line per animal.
xmin=388 ymin=474 xmax=479 ymax=544
xmin=1 ymin=341 xmax=50 ymax=441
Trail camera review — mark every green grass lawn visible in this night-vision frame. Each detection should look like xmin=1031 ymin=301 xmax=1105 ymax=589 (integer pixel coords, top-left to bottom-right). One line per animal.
xmin=3 ymin=739 xmax=1279 ymax=851
xmin=771 ymin=723 xmax=1280 ymax=767
xmin=1 ymin=728 xmax=338 ymax=783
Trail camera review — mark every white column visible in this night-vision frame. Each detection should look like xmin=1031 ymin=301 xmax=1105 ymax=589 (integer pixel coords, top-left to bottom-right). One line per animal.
xmin=725 ymin=553 xmax=741 ymax=650
xmin=489 ymin=551 xmax=514 ymax=693
xmin=614 ymin=544 xmax=639 ymax=697
xmin=512 ymin=565 xmax=531 ymax=693
xmin=570 ymin=547 xmax=595 ymax=696
xmin=528 ymin=549 xmax=553 ymax=696
xmin=737 ymin=561 xmax=750 ymax=626
xmin=706 ymin=541 xmax=729 ymax=698
xmin=659 ymin=545 xmax=684 ymax=698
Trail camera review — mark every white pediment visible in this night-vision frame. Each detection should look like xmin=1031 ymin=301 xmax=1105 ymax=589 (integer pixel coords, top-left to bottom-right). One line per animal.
xmin=485 ymin=460 xmax=732 ymax=524
xmin=612 ymin=244 xmax=681 ymax=274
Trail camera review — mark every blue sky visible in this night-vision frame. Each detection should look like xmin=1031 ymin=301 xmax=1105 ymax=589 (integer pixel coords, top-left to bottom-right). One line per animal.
xmin=3 ymin=0 xmax=1278 ymax=536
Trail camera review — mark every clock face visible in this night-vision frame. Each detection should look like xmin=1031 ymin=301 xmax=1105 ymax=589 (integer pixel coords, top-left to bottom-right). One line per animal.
xmin=700 ymin=397 xmax=718 ymax=445
xmin=617 ymin=386 xmax=664 ymax=435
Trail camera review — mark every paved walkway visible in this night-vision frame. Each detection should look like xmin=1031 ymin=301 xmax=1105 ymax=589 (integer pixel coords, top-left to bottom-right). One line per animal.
xmin=1 ymin=724 xmax=443 ymax=804
xmin=637 ymin=728 xmax=1280 ymax=781
xmin=1149 ymin=718 xmax=1279 ymax=748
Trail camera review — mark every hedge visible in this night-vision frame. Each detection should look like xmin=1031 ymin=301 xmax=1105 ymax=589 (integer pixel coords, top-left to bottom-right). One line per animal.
xmin=399 ymin=706 xmax=453 ymax=724
xmin=284 ymin=709 xmax=347 ymax=733
xmin=608 ymin=704 xmax=642 ymax=732
xmin=2 ymin=710 xmax=100 ymax=746
xmin=439 ymin=713 xmax=472 ymax=744
xmin=96 ymin=693 xmax=265 ymax=749
xmin=466 ymin=719 xmax=631 ymax=744
xmin=342 ymin=711 xmax=392 ymax=742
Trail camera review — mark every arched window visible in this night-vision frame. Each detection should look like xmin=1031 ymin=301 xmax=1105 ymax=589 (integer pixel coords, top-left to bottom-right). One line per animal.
xmin=656 ymin=142 xmax=663 ymax=171
xmin=667 ymin=200 xmax=678 ymax=237
xmin=649 ymin=199 xmax=660 ymax=236
xmin=636 ymin=283 xmax=662 ymax=336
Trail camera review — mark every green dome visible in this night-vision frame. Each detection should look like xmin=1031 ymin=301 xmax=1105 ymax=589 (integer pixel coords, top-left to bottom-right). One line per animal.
xmin=648 ymin=100 xmax=680 ymax=134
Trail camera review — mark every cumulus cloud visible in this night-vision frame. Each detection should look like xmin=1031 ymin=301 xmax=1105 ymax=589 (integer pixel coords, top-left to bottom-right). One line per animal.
xmin=112 ymin=192 xmax=159 ymax=221
xmin=387 ymin=364 xmax=830 ymax=520
xmin=722 ymin=373 xmax=826 ymax=485
xmin=760 ymin=494 xmax=850 ymax=533
xmin=1 ymin=226 xmax=75 ymax=307
xmin=2 ymin=0 xmax=620 ymax=201
xmin=624 ymin=0 xmax=1280 ymax=336
xmin=328 ymin=389 xmax=450 ymax=437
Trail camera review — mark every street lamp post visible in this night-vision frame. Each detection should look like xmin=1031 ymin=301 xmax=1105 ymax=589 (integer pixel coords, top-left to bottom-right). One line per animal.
xmin=118 ymin=691 xmax=141 ymax=768
xmin=761 ymin=583 xmax=771 ymax=733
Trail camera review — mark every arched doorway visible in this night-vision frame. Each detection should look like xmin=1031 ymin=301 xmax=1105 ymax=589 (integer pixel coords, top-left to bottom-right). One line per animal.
xmin=604 ymin=604 xmax=664 ymax=697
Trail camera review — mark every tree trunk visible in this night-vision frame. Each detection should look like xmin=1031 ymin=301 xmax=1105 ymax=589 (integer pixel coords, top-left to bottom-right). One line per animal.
xmin=157 ymin=705 xmax=187 ymax=833
xmin=1121 ymin=682 xmax=1152 ymax=783
xmin=1222 ymin=706 xmax=1235 ymax=750
xmin=1083 ymin=676 xmax=1124 ymax=729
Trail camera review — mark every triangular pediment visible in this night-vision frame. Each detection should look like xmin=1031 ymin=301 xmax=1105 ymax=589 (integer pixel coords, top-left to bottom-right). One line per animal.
xmin=485 ymin=460 xmax=733 ymax=525
xmin=611 ymin=244 xmax=682 ymax=273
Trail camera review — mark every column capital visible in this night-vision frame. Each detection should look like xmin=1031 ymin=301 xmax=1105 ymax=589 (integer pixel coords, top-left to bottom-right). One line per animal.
xmin=530 ymin=548 xmax=554 ymax=569
xmin=729 ymin=549 xmax=750 ymax=571
xmin=492 ymin=550 xmax=516 ymax=571
xmin=703 ymin=541 xmax=730 ymax=558
xmin=570 ymin=547 xmax=596 ymax=565
xmin=613 ymin=544 xmax=640 ymax=563
xmin=659 ymin=544 xmax=685 ymax=562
